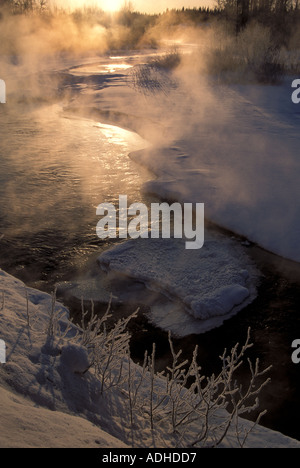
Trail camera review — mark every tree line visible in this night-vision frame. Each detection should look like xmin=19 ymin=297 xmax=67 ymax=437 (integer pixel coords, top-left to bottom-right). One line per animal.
xmin=0 ymin=0 xmax=299 ymax=48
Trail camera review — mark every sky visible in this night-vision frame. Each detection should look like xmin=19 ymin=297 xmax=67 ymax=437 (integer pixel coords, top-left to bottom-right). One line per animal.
xmin=53 ymin=0 xmax=215 ymax=14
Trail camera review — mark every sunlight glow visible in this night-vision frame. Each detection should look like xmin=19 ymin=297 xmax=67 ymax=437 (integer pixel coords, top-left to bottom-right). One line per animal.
xmin=54 ymin=0 xmax=124 ymax=13
xmin=54 ymin=1 xmax=214 ymax=14
xmin=69 ymin=61 xmax=132 ymax=75
xmin=100 ymin=0 xmax=124 ymax=12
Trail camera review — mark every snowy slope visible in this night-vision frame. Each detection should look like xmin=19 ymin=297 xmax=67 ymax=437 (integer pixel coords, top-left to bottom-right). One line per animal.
xmin=0 ymin=270 xmax=129 ymax=448
xmin=0 ymin=385 xmax=127 ymax=448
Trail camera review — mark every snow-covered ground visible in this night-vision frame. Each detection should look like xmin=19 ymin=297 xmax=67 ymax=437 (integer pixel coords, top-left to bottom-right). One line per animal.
xmin=0 ymin=386 xmax=126 ymax=448
xmin=1 ymin=269 xmax=300 ymax=448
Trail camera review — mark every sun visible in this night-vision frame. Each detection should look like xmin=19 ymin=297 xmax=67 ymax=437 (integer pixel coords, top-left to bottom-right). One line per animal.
xmin=101 ymin=0 xmax=124 ymax=12
xmin=61 ymin=0 xmax=126 ymax=13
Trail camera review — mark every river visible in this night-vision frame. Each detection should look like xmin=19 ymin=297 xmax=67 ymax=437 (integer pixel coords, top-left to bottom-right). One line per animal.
xmin=0 ymin=100 xmax=150 ymax=291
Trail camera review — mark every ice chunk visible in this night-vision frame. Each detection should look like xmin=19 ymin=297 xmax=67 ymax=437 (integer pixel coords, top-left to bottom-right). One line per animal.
xmin=188 ymin=284 xmax=250 ymax=320
xmin=98 ymin=235 xmax=259 ymax=334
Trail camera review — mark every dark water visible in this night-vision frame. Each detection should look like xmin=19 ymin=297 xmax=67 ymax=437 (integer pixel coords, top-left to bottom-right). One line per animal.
xmin=0 ymin=102 xmax=149 ymax=291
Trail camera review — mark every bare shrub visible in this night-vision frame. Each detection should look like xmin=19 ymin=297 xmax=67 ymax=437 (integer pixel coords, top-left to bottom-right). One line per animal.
xmin=204 ymin=22 xmax=285 ymax=83
xmin=130 ymin=329 xmax=271 ymax=448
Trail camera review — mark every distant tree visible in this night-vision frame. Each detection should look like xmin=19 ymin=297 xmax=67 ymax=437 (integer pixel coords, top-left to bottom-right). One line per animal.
xmin=1 ymin=0 xmax=48 ymax=14
xmin=121 ymin=0 xmax=134 ymax=12
xmin=217 ymin=0 xmax=298 ymax=42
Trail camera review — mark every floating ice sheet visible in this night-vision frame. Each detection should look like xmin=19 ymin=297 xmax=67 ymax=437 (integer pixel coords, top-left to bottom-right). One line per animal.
xmin=98 ymin=234 xmax=259 ymax=335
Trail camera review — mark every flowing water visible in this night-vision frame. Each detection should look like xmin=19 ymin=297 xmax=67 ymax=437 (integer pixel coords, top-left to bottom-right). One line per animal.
xmin=0 ymin=101 xmax=150 ymax=291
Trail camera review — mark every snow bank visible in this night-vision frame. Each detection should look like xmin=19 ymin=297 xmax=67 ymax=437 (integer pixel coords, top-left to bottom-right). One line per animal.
xmin=0 ymin=268 xmax=300 ymax=448
xmin=0 ymin=269 xmax=129 ymax=448
xmin=98 ymin=235 xmax=259 ymax=336
xmin=0 ymin=386 xmax=126 ymax=448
